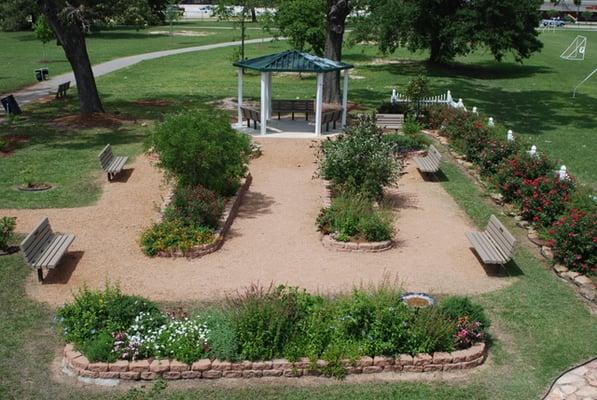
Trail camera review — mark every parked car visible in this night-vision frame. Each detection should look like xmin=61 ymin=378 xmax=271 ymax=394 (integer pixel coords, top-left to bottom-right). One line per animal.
xmin=541 ymin=18 xmax=566 ymax=27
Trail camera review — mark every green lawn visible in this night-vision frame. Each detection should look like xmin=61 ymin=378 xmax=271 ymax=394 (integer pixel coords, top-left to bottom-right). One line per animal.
xmin=0 ymin=20 xmax=268 ymax=93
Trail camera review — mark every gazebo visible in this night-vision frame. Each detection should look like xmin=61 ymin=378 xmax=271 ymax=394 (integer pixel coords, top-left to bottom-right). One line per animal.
xmin=233 ymin=50 xmax=353 ymax=136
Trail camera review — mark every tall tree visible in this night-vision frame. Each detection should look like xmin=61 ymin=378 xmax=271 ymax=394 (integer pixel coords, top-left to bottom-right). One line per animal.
xmin=216 ymin=0 xmax=267 ymax=60
xmin=33 ymin=15 xmax=54 ymax=62
xmin=37 ymin=0 xmax=104 ymax=113
xmin=266 ymin=0 xmax=326 ymax=54
xmin=352 ymin=0 xmax=543 ymax=64
xmin=0 ymin=0 xmax=37 ymax=31
xmin=323 ymin=0 xmax=351 ymax=103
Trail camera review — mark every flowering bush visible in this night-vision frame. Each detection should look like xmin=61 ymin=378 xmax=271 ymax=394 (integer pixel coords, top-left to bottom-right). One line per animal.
xmin=548 ymin=209 xmax=596 ymax=275
xmin=140 ymin=220 xmax=215 ymax=256
xmin=494 ymin=153 xmax=557 ymax=202
xmin=454 ymin=316 xmax=485 ymax=349
xmin=164 ymin=184 xmax=224 ymax=229
xmin=319 ymin=118 xmax=398 ymax=199
xmin=477 ymin=139 xmax=521 ymax=176
xmin=519 ymin=176 xmax=575 ymax=227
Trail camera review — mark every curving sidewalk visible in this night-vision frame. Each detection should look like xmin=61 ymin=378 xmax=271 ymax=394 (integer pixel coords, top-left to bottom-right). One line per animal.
xmin=545 ymin=359 xmax=597 ymax=399
xmin=3 ymin=37 xmax=273 ymax=105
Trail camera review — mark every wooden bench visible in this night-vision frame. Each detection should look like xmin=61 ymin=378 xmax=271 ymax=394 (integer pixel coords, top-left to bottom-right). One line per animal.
xmin=20 ymin=218 xmax=75 ymax=282
xmin=413 ymin=145 xmax=442 ymax=173
xmin=241 ymin=107 xmax=261 ymax=129
xmin=54 ymin=81 xmax=71 ymax=99
xmin=272 ymin=99 xmax=314 ymax=120
xmin=465 ymin=215 xmax=517 ymax=265
xmin=98 ymin=144 xmax=128 ymax=181
xmin=321 ymin=110 xmax=342 ymax=132
xmin=376 ymin=113 xmax=404 ymax=131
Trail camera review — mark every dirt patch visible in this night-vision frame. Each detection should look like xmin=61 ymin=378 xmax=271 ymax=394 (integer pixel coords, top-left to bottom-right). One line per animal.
xmin=0 ymin=135 xmax=30 ymax=157
xmin=133 ymin=99 xmax=174 ymax=107
xmin=51 ymin=113 xmax=135 ymax=129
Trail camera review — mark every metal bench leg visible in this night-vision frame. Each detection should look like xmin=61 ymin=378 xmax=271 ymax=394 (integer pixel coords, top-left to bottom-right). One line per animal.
xmin=37 ymin=268 xmax=44 ymax=282
xmin=278 ymin=112 xmax=280 ymax=120
xmin=305 ymin=113 xmax=308 ymax=121
xmin=292 ymin=112 xmax=295 ymax=120
xmin=247 ymin=119 xmax=250 ymax=128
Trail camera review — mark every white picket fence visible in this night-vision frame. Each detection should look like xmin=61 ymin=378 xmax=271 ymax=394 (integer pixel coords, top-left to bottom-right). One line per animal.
xmin=390 ymin=89 xmax=466 ymax=110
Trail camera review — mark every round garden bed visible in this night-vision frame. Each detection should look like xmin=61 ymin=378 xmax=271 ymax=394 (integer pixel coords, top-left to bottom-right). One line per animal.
xmin=321 ymin=233 xmax=393 ymax=253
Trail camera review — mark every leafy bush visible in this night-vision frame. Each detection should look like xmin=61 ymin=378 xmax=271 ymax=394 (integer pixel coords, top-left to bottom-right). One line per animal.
xmin=548 ymin=209 xmax=596 ymax=275
xmin=151 ymin=110 xmax=251 ymax=196
xmin=317 ymin=192 xmax=393 ymax=242
xmin=0 ymin=137 xmax=7 ymax=152
xmin=494 ymin=153 xmax=557 ymax=202
xmin=519 ymin=176 xmax=575 ymax=227
xmin=426 ymin=105 xmax=458 ymax=130
xmin=140 ymin=220 xmax=215 ymax=256
xmin=377 ymin=102 xmax=409 ymax=115
xmin=453 ymin=317 xmax=485 ymax=349
xmin=79 ymin=331 xmax=118 ymax=363
xmin=402 ymin=115 xmax=423 ymax=135
xmin=200 ymin=308 xmax=240 ymax=361
xmin=477 ymin=139 xmax=521 ymax=176
xmin=164 ymin=185 xmax=224 ymax=229
xmin=57 ymin=285 xmax=162 ymax=347
xmin=406 ymin=307 xmax=454 ymax=354
xmin=383 ymin=132 xmax=431 ymax=154
xmin=439 ymin=296 xmax=490 ymax=329
xmin=228 ymin=285 xmax=317 ymax=361
xmin=0 ymin=216 xmax=16 ymax=251
xmin=319 ymin=118 xmax=398 ymax=199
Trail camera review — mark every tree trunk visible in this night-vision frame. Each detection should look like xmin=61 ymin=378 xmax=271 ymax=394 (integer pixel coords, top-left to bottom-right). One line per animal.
xmin=323 ymin=0 xmax=351 ymax=104
xmin=37 ymin=0 xmax=104 ymax=113
xmin=429 ymin=36 xmax=443 ymax=64
xmin=251 ymin=7 xmax=257 ymax=23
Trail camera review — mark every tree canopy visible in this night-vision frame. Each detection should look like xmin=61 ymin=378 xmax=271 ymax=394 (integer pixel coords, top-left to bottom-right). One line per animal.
xmin=351 ymin=0 xmax=544 ymax=64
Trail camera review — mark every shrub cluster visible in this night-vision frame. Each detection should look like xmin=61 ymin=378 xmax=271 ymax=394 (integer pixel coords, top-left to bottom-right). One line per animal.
xmin=58 ymin=285 xmax=489 ymax=376
xmin=0 ymin=216 xmax=16 ymax=252
xmin=426 ymin=106 xmax=595 ymax=275
xmin=141 ymin=110 xmax=251 ymax=256
xmin=317 ymin=192 xmax=392 ymax=242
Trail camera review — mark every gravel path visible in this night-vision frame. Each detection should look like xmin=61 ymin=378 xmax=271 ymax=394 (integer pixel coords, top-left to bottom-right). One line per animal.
xmin=545 ymin=359 xmax=597 ymax=399
xmin=2 ymin=37 xmax=273 ymax=105
xmin=2 ymin=139 xmax=513 ymax=306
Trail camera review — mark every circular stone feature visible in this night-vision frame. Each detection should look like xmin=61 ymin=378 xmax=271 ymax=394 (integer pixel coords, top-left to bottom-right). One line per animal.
xmin=17 ymin=183 xmax=53 ymax=192
xmin=400 ymin=292 xmax=435 ymax=308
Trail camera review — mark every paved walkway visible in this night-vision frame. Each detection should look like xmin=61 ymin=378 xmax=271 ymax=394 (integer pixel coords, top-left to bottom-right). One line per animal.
xmin=3 ymin=37 xmax=273 ymax=105
xmin=545 ymin=359 xmax=597 ymax=399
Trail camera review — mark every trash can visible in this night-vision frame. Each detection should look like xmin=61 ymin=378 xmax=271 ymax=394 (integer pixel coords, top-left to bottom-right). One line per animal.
xmin=42 ymin=67 xmax=49 ymax=80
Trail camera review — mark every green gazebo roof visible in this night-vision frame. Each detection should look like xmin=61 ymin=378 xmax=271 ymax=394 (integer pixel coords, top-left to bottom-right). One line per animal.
xmin=233 ymin=50 xmax=353 ymax=73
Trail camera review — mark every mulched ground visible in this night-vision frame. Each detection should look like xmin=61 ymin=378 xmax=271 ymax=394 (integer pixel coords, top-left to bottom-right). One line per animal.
xmin=51 ymin=113 xmax=136 ymax=130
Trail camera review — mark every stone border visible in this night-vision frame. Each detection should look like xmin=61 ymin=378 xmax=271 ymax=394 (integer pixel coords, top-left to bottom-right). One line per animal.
xmin=423 ymin=129 xmax=597 ymax=305
xmin=62 ymin=342 xmax=486 ymax=382
xmin=319 ymin=181 xmax=394 ymax=253
xmin=155 ymin=174 xmax=252 ymax=259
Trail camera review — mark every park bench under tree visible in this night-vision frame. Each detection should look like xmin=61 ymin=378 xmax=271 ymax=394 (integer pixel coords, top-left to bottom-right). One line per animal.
xmin=321 ymin=110 xmax=341 ymax=132
xmin=465 ymin=215 xmax=517 ymax=265
xmin=20 ymin=217 xmax=75 ymax=282
xmin=272 ymin=99 xmax=314 ymax=120
xmin=98 ymin=144 xmax=128 ymax=181
xmin=414 ymin=144 xmax=442 ymax=174
xmin=375 ymin=113 xmax=404 ymax=131
xmin=241 ymin=107 xmax=261 ymax=129
xmin=52 ymin=81 xmax=71 ymax=99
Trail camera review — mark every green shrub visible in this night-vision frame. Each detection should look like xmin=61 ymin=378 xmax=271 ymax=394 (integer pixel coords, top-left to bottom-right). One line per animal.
xmin=228 ymin=285 xmax=318 ymax=360
xmin=377 ymin=102 xmax=409 ymax=115
xmin=140 ymin=220 xmax=215 ymax=256
xmin=151 ymin=110 xmax=251 ymax=196
xmin=383 ymin=132 xmax=431 ymax=154
xmin=0 ymin=216 xmax=16 ymax=251
xmin=0 ymin=137 xmax=7 ymax=152
xmin=402 ymin=115 xmax=423 ymax=135
xmin=319 ymin=118 xmax=398 ymax=199
xmin=439 ymin=296 xmax=490 ymax=329
xmin=405 ymin=307 xmax=454 ymax=354
xmin=477 ymin=139 xmax=521 ymax=176
xmin=200 ymin=308 xmax=240 ymax=361
xmin=164 ymin=184 xmax=224 ymax=229
xmin=317 ymin=192 xmax=393 ymax=242
xmin=548 ymin=209 xmax=596 ymax=275
xmin=79 ymin=331 xmax=118 ymax=363
xmin=57 ymin=285 xmax=162 ymax=347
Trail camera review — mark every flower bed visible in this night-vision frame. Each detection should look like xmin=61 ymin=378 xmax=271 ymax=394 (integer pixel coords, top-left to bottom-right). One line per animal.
xmin=57 ymin=286 xmax=489 ymax=382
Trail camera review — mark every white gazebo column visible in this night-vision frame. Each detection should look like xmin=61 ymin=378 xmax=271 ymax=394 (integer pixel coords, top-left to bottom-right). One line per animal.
xmin=315 ymin=73 xmax=324 ymax=136
xmin=260 ymin=72 xmax=267 ymax=135
xmin=237 ymin=67 xmax=243 ymax=128
xmin=267 ymin=72 xmax=273 ymax=119
xmin=341 ymin=69 xmax=349 ymax=128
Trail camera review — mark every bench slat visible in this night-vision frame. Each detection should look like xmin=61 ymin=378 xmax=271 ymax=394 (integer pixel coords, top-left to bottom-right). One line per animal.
xmin=34 ymin=234 xmax=75 ymax=268
xmin=34 ymin=234 xmax=67 ymax=268
xmin=466 ymin=215 xmax=516 ymax=265
xmin=466 ymin=232 xmax=505 ymax=264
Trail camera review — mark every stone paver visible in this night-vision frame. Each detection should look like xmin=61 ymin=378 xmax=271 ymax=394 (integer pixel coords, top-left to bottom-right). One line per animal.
xmin=545 ymin=359 xmax=597 ymax=400
xmin=2 ymin=38 xmax=273 ymax=105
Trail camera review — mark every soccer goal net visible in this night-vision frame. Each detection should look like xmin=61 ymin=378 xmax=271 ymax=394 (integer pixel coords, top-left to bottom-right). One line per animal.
xmin=561 ymin=35 xmax=587 ymax=61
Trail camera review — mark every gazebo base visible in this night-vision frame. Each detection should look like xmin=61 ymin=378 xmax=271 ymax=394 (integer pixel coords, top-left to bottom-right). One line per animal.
xmin=234 ymin=116 xmax=342 ymax=138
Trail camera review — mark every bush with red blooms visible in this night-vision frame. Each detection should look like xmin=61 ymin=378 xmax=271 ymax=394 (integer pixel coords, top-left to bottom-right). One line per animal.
xmin=477 ymin=139 xmax=521 ymax=176
xmin=548 ymin=209 xmax=596 ymax=275
xmin=453 ymin=316 xmax=485 ymax=349
xmin=494 ymin=153 xmax=557 ymax=202
xmin=519 ymin=175 xmax=575 ymax=228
